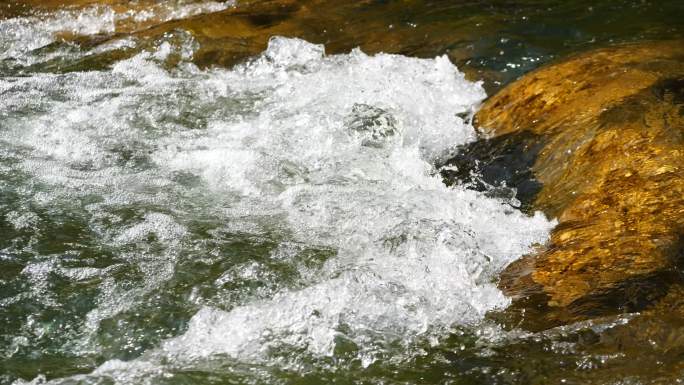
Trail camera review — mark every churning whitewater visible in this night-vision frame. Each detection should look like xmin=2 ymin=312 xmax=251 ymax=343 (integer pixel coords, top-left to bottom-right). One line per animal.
xmin=1 ymin=28 xmax=554 ymax=382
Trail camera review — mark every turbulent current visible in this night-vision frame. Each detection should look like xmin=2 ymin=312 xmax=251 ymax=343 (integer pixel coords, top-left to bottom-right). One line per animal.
xmin=0 ymin=4 xmax=554 ymax=384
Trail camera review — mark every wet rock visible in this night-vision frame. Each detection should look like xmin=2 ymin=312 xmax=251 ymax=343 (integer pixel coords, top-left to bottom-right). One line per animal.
xmin=444 ymin=40 xmax=684 ymax=326
xmin=5 ymin=0 xmax=513 ymax=90
xmin=440 ymin=131 xmax=544 ymax=211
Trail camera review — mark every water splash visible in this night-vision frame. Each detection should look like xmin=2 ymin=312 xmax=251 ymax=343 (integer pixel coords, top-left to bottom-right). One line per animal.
xmin=2 ymin=32 xmax=553 ymax=383
xmin=0 ymin=0 xmax=234 ymax=67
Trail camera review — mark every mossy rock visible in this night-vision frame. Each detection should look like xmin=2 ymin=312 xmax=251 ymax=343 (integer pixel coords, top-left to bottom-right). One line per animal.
xmin=442 ymin=40 xmax=684 ymax=327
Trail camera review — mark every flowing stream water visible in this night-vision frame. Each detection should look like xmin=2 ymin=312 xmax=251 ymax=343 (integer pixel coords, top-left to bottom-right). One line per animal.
xmin=1 ymin=1 xmax=683 ymax=384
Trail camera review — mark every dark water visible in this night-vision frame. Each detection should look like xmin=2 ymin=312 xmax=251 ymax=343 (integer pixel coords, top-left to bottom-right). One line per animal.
xmin=0 ymin=1 xmax=683 ymax=384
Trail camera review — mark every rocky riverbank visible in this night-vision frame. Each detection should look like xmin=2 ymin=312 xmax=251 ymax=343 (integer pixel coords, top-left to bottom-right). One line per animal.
xmin=442 ymin=40 xmax=684 ymax=328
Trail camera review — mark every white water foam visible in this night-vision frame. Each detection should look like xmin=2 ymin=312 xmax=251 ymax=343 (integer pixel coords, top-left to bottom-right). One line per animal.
xmin=128 ymin=0 xmax=234 ymax=23
xmin=0 ymin=0 xmax=234 ymax=65
xmin=0 ymin=6 xmax=116 ymax=62
xmin=1 ymin=34 xmax=554 ymax=382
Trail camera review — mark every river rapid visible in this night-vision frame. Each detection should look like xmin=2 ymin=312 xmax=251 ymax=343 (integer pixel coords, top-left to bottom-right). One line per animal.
xmin=1 ymin=1 xmax=683 ymax=384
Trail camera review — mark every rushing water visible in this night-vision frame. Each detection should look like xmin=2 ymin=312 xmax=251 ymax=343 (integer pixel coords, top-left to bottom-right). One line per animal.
xmin=1 ymin=1 xmax=683 ymax=384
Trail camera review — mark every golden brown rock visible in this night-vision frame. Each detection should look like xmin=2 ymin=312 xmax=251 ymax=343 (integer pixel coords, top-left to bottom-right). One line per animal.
xmin=472 ymin=41 xmax=684 ymax=325
xmin=120 ymin=0 xmax=491 ymax=70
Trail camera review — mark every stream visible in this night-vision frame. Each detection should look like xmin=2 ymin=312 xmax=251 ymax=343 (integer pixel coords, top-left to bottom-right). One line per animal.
xmin=1 ymin=1 xmax=683 ymax=384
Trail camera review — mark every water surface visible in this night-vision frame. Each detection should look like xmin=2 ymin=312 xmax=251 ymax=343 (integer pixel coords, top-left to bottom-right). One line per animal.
xmin=0 ymin=1 xmax=683 ymax=384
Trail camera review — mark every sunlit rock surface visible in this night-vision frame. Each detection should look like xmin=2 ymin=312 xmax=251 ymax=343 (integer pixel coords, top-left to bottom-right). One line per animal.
xmin=443 ymin=40 xmax=684 ymax=326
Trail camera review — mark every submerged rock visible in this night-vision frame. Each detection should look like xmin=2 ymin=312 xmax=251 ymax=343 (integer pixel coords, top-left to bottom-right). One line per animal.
xmin=442 ymin=40 xmax=684 ymax=327
xmin=1 ymin=0 xmax=518 ymax=91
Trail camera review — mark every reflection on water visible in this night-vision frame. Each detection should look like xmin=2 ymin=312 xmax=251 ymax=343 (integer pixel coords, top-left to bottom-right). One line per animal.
xmin=0 ymin=1 xmax=683 ymax=384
